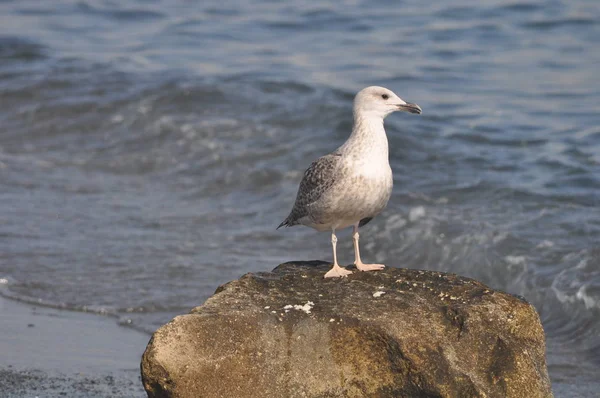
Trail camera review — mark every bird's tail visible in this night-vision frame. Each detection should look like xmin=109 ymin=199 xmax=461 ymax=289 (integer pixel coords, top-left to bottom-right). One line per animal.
xmin=276 ymin=215 xmax=297 ymax=229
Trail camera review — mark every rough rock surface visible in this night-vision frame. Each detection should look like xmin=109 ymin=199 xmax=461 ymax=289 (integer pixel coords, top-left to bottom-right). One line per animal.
xmin=141 ymin=261 xmax=553 ymax=398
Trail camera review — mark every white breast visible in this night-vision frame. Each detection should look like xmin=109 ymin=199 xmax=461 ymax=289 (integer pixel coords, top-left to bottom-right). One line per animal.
xmin=353 ymin=154 xmax=391 ymax=180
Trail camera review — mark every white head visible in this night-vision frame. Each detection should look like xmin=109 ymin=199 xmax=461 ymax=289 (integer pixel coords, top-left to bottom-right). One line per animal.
xmin=353 ymin=86 xmax=421 ymax=119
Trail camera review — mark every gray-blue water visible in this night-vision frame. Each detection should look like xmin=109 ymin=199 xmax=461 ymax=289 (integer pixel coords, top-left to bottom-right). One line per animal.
xmin=0 ymin=0 xmax=599 ymax=395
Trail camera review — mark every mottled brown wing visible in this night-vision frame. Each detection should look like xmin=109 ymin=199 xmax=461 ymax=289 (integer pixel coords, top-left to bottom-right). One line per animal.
xmin=278 ymin=153 xmax=342 ymax=227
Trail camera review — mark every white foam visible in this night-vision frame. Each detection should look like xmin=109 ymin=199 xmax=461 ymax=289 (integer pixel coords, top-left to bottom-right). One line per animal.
xmin=536 ymin=240 xmax=554 ymax=249
xmin=575 ymin=258 xmax=589 ymax=270
xmin=386 ymin=213 xmax=406 ymax=229
xmin=576 ymin=285 xmax=599 ymax=310
xmin=180 ymin=123 xmax=197 ymax=138
xmin=110 ymin=114 xmax=124 ymax=123
xmin=492 ymin=232 xmax=508 ymax=244
xmin=505 ymin=255 xmax=526 ymax=266
xmin=409 ymin=206 xmax=425 ymax=222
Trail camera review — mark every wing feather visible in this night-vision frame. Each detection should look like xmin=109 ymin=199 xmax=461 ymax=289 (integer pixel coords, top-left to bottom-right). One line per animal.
xmin=278 ymin=153 xmax=342 ymax=228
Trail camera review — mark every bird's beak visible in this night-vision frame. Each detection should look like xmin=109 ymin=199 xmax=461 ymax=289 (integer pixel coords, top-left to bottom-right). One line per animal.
xmin=397 ymin=102 xmax=422 ymax=114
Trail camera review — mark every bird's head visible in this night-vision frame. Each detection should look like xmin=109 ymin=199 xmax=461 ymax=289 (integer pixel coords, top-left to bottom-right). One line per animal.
xmin=353 ymin=86 xmax=421 ymax=119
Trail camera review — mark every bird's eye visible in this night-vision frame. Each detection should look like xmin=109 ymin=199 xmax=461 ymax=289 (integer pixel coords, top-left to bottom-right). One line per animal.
xmin=381 ymin=94 xmax=389 ymax=100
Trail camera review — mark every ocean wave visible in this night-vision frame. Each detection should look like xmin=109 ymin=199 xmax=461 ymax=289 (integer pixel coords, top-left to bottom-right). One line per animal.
xmin=0 ymin=36 xmax=46 ymax=62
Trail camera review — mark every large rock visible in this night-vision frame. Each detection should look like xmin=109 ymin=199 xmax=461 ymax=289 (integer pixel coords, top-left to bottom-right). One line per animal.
xmin=141 ymin=261 xmax=553 ymax=398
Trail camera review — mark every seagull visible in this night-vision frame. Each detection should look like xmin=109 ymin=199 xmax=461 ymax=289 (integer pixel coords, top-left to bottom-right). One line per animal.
xmin=278 ymin=86 xmax=422 ymax=278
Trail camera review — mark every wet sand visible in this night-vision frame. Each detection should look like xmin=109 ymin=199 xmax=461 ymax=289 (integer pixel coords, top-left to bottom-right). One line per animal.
xmin=0 ymin=296 xmax=148 ymax=397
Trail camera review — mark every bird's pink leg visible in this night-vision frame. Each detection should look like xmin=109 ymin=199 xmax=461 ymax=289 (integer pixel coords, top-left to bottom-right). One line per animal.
xmin=352 ymin=224 xmax=385 ymax=272
xmin=324 ymin=229 xmax=352 ymax=278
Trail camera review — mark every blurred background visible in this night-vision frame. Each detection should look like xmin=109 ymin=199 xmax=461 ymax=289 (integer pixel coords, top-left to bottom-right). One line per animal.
xmin=0 ymin=0 xmax=598 ymax=396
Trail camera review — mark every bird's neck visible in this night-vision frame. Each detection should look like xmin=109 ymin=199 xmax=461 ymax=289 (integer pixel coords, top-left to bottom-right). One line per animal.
xmin=340 ymin=112 xmax=389 ymax=159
